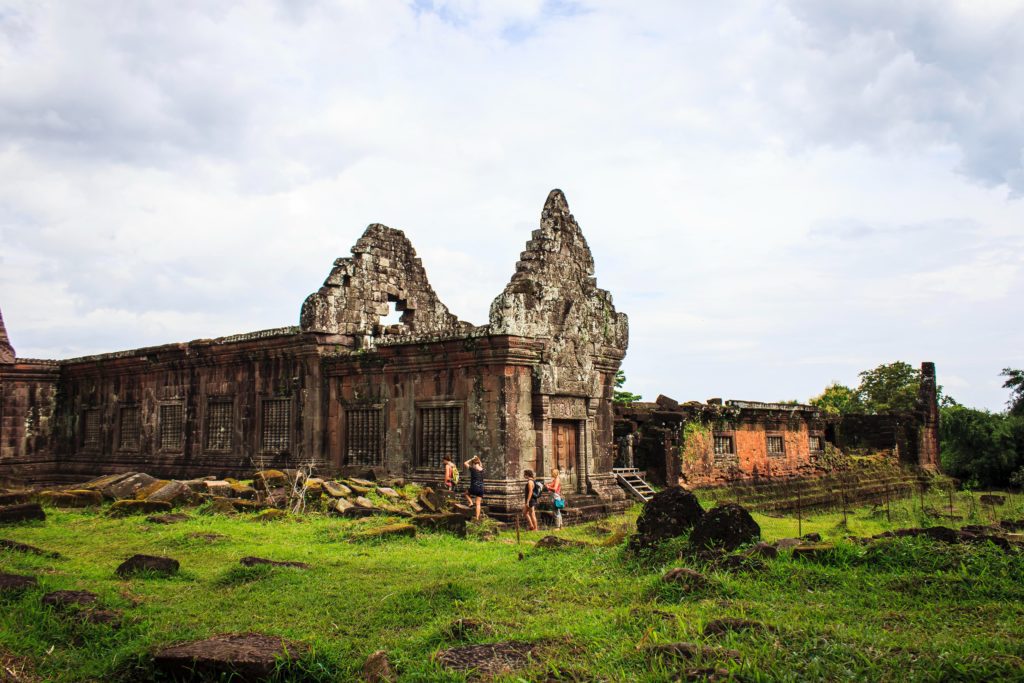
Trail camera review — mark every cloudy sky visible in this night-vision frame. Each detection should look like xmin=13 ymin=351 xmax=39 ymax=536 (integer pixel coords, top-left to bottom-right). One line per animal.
xmin=1 ymin=0 xmax=1022 ymax=411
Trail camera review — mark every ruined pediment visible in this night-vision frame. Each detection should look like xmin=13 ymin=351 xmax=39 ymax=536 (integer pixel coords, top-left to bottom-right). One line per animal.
xmin=300 ymin=224 xmax=469 ymax=340
xmin=490 ymin=190 xmax=628 ymax=395
xmin=0 ymin=306 xmax=14 ymax=364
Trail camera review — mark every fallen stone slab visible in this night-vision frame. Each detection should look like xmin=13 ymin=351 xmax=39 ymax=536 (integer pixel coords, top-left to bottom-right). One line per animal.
xmin=145 ymin=481 xmax=197 ymax=506
xmin=0 ymin=572 xmax=38 ymax=595
xmin=688 ymin=504 xmax=760 ymax=553
xmin=873 ymin=527 xmax=1012 ymax=551
xmin=108 ymin=500 xmax=172 ymax=517
xmin=350 ymin=524 xmax=416 ymax=542
xmin=153 ymin=632 xmax=309 ymax=681
xmin=744 ymin=541 xmax=779 ymax=560
xmin=435 ymin=642 xmax=536 ymax=678
xmin=230 ymin=499 xmax=264 ymax=513
xmin=534 ymin=535 xmax=588 ymax=549
xmin=0 ymin=503 xmax=46 ymax=524
xmin=76 ymin=472 xmax=132 ymax=492
xmin=322 ymin=481 xmax=352 ymax=498
xmin=116 ymin=554 xmax=179 ymax=578
xmin=980 ymin=494 xmax=1006 ymax=506
xmin=239 ymin=557 xmax=310 ymax=570
xmin=662 ymin=568 xmax=710 ymax=591
xmin=329 ymin=498 xmax=354 ymax=515
xmin=412 ymin=513 xmax=468 ymax=537
xmin=347 ymin=483 xmax=374 ymax=496
xmin=353 ymin=496 xmax=375 ymax=509
xmin=774 ymin=538 xmax=802 ymax=550
xmin=0 ymin=490 xmax=33 ymax=505
xmin=102 ymin=473 xmax=159 ymax=501
xmin=349 ymin=477 xmax=376 ymax=488
xmin=703 ymin=618 xmax=775 ymax=637
xmin=377 ymin=487 xmax=400 ymax=499
xmin=342 ymin=506 xmax=386 ymax=519
xmin=644 ymin=642 xmax=741 ymax=662
xmin=203 ymin=498 xmax=238 ymax=515
xmin=1000 ymin=519 xmax=1024 ymax=532
xmin=791 ymin=543 xmax=835 ymax=560
xmin=252 ymin=470 xmax=288 ymax=491
xmin=363 ymin=650 xmax=396 ymax=683
xmin=146 ymin=513 xmax=191 ymax=525
xmin=0 ymin=539 xmax=61 ymax=558
xmin=41 ymin=589 xmax=98 ymax=611
xmin=252 ymin=509 xmax=287 ymax=522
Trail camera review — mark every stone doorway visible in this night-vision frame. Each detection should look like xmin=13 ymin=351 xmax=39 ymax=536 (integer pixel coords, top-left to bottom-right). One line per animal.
xmin=552 ymin=420 xmax=581 ymax=494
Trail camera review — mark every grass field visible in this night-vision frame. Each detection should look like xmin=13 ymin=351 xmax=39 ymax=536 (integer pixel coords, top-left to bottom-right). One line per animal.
xmin=2 ymin=489 xmax=1023 ymax=682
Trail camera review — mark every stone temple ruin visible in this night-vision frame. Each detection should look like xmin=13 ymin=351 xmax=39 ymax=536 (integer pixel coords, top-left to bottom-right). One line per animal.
xmin=0 ymin=190 xmax=631 ymax=519
xmin=0 ymin=189 xmax=941 ymax=519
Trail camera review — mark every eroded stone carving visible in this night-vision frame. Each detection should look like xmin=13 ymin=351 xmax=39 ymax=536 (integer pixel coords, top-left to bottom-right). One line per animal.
xmin=300 ymin=224 xmax=469 ymax=340
xmin=489 ymin=189 xmax=628 ymax=395
xmin=0 ymin=306 xmax=14 ymax=364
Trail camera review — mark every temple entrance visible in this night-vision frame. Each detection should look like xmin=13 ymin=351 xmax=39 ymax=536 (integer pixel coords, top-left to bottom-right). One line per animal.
xmin=552 ymin=420 xmax=581 ymax=494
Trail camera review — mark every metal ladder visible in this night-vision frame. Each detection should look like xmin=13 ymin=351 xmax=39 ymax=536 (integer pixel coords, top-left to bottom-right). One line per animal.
xmin=613 ymin=468 xmax=655 ymax=502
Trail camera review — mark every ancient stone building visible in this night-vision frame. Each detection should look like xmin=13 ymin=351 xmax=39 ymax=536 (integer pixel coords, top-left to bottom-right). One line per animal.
xmin=615 ymin=362 xmax=941 ymax=488
xmin=0 ymin=190 xmax=630 ymax=519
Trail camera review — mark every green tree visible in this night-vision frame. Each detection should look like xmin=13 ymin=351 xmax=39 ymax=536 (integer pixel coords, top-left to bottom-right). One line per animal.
xmin=613 ymin=370 xmax=642 ymax=405
xmin=1001 ymin=368 xmax=1024 ymax=416
xmin=855 ymin=361 xmax=920 ymax=414
xmin=809 ymin=382 xmax=861 ymax=415
xmin=940 ymin=405 xmax=1024 ymax=487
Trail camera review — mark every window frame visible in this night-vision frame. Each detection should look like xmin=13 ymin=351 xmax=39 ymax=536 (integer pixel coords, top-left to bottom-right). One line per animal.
xmin=258 ymin=396 xmax=294 ymax=454
xmin=415 ymin=400 xmax=464 ymax=470
xmin=156 ymin=400 xmax=186 ymax=454
xmin=203 ymin=395 xmax=236 ymax=454
xmin=766 ymin=433 xmax=786 ymax=458
xmin=116 ymin=404 xmax=142 ymax=453
xmin=344 ymin=404 xmax=385 ymax=467
xmin=81 ymin=407 xmax=102 ymax=452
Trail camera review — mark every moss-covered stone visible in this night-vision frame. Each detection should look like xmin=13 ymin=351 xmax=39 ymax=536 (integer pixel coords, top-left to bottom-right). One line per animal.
xmin=108 ymin=500 xmax=173 ymax=517
xmin=135 ymin=480 xmax=171 ymax=500
xmin=253 ymin=509 xmax=288 ymax=522
xmin=350 ymin=524 xmax=416 ymax=541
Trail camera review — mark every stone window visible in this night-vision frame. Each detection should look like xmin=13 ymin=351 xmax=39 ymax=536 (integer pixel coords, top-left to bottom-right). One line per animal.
xmin=713 ymin=435 xmax=734 ymax=455
xmin=158 ymin=403 xmax=184 ymax=451
xmin=346 ymin=408 xmax=383 ymax=466
xmin=767 ymin=435 xmax=785 ymax=456
xmin=118 ymin=406 xmax=141 ymax=451
xmin=261 ymin=398 xmax=291 ymax=452
xmin=82 ymin=408 xmax=101 ymax=449
xmin=809 ymin=435 xmax=824 ymax=452
xmin=418 ymin=405 xmax=461 ymax=468
xmin=205 ymin=399 xmax=233 ymax=452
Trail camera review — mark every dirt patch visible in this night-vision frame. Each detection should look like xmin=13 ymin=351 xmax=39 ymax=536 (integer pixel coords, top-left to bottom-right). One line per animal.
xmin=436 ymin=641 xmax=537 ymax=679
xmin=0 ymin=539 xmax=60 ymax=558
xmin=115 ymin=554 xmax=179 ymax=578
xmin=0 ymin=573 xmax=37 ymax=595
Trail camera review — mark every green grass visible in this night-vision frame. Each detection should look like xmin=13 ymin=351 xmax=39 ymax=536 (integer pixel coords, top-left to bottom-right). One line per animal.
xmin=0 ymin=492 xmax=1022 ymax=681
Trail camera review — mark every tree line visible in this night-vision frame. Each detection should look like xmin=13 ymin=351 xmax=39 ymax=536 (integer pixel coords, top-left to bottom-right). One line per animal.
xmin=810 ymin=363 xmax=1024 ymax=489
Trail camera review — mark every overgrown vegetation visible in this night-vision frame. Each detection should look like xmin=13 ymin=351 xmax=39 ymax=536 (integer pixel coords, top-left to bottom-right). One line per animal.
xmin=2 ymin=492 xmax=1023 ymax=681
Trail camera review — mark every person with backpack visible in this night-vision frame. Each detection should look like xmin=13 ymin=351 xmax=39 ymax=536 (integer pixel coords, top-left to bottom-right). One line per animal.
xmin=463 ymin=455 xmax=485 ymax=521
xmin=523 ymin=469 xmax=543 ymax=531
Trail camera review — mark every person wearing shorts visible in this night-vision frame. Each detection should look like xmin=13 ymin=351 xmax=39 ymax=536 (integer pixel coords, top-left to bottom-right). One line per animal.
xmin=464 ymin=456 xmax=485 ymax=521
xmin=523 ymin=469 xmax=540 ymax=531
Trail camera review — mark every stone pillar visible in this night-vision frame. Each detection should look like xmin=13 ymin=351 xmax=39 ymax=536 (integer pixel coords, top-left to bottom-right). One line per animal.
xmin=917 ymin=361 xmax=940 ymax=470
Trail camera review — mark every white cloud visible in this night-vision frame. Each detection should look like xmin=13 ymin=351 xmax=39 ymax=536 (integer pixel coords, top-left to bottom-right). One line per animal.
xmin=1 ymin=0 xmax=1022 ymax=411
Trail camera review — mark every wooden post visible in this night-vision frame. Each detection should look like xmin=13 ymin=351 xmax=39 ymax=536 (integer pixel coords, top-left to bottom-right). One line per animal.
xmin=885 ymin=485 xmax=891 ymax=524
xmin=797 ymin=488 xmax=802 ymax=538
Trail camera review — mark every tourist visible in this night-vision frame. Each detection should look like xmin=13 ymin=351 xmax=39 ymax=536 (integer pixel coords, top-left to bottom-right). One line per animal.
xmin=523 ymin=469 xmax=540 ymax=531
xmin=463 ymin=455 xmax=485 ymax=521
xmin=549 ymin=468 xmax=564 ymax=528
xmin=442 ymin=456 xmax=457 ymax=492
